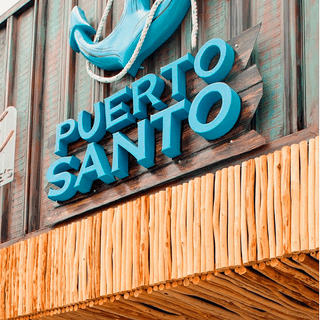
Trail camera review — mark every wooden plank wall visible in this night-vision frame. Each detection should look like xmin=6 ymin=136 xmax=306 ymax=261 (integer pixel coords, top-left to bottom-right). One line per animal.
xmin=0 ymin=0 xmax=318 ymax=241
xmin=0 ymin=137 xmax=318 ymax=319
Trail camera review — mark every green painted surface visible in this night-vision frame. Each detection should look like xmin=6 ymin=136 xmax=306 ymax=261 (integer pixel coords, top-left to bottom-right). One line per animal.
xmin=9 ymin=7 xmax=34 ymax=239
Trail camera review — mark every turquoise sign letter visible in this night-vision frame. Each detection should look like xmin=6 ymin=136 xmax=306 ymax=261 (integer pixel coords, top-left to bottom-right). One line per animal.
xmin=55 ymin=119 xmax=80 ymax=157
xmin=78 ymin=101 xmax=106 ymax=142
xmin=150 ymin=99 xmax=191 ymax=158
xmin=194 ymin=38 xmax=234 ymax=84
xmin=188 ymin=83 xmax=241 ymax=140
xmin=47 ymin=156 xmax=81 ymax=201
xmin=74 ymin=143 xmax=115 ymax=194
xmin=132 ymin=74 xmax=167 ymax=120
xmin=112 ymin=119 xmax=155 ymax=179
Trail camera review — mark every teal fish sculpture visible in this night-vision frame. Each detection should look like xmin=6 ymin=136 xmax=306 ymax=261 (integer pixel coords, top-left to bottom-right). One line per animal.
xmin=69 ymin=0 xmax=191 ymax=77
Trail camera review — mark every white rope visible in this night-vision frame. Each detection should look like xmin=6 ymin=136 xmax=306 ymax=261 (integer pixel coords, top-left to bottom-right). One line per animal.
xmin=86 ymin=0 xmax=198 ymax=83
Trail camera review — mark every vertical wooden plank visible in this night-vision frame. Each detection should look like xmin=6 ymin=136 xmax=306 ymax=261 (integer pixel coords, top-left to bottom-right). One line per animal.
xmin=234 ymin=165 xmax=241 ymax=266
xmin=79 ymin=219 xmax=86 ymax=302
xmin=213 ymin=171 xmax=222 ymax=269
xmin=149 ymin=194 xmax=155 ymax=284
xmin=100 ymin=211 xmax=108 ymax=296
xmin=164 ymin=188 xmax=172 ymax=281
xmin=14 ymin=243 xmax=20 ymax=317
xmin=205 ymin=173 xmax=214 ymax=272
xmin=133 ymin=199 xmax=141 ymax=288
xmin=65 ymin=224 xmax=71 ymax=306
xmin=227 ymin=167 xmax=235 ymax=267
xmin=199 ymin=0 xmax=229 ymax=46
xmin=176 ymin=185 xmax=183 ymax=278
xmin=121 ymin=204 xmax=127 ymax=292
xmin=181 ymin=183 xmax=188 ymax=277
xmin=267 ymin=153 xmax=276 ymax=259
xmin=140 ymin=196 xmax=149 ymax=286
xmin=187 ymin=180 xmax=194 ymax=276
xmin=159 ymin=191 xmax=166 ymax=282
xmin=58 ymin=0 xmax=77 ymax=121
xmin=26 ymin=237 xmax=35 ymax=314
xmin=106 ymin=208 xmax=114 ymax=295
xmin=281 ymin=146 xmax=291 ymax=254
xmin=255 ymin=157 xmax=261 ymax=261
xmin=200 ymin=176 xmax=206 ymax=272
xmin=5 ymin=246 xmax=11 ymax=319
xmin=171 ymin=187 xmax=177 ymax=280
xmin=95 ymin=213 xmax=102 ymax=298
xmin=246 ymin=159 xmax=256 ymax=263
xmin=38 ymin=233 xmax=48 ymax=312
xmin=291 ymin=144 xmax=300 ymax=252
xmin=274 ymin=150 xmax=283 ymax=256
xmin=112 ymin=208 xmax=117 ymax=293
xmin=260 ymin=155 xmax=269 ymax=260
xmin=281 ymin=0 xmax=302 ymax=134
xmin=302 ymin=0 xmax=319 ymax=127
xmin=46 ymin=232 xmax=52 ymax=310
xmin=0 ymin=249 xmax=5 ymax=319
xmin=241 ymin=162 xmax=248 ymax=264
xmin=126 ymin=202 xmax=133 ymax=291
xmin=72 ymin=222 xmax=81 ymax=303
xmin=18 ymin=241 xmax=26 ymax=315
xmin=154 ymin=193 xmax=159 ymax=284
xmin=0 ymin=14 xmax=16 ymax=242
xmin=25 ymin=0 xmax=48 ymax=233
xmin=220 ymin=169 xmax=228 ymax=268
xmin=116 ymin=206 xmax=122 ymax=292
xmin=252 ymin=0 xmax=287 ymax=142
xmin=193 ymin=177 xmax=201 ymax=274
xmin=300 ymin=140 xmax=309 ymax=251
xmin=315 ymin=136 xmax=319 ymax=249
xmin=87 ymin=216 xmax=94 ymax=300
xmin=69 ymin=223 xmax=76 ymax=304
xmin=308 ymin=138 xmax=316 ymax=249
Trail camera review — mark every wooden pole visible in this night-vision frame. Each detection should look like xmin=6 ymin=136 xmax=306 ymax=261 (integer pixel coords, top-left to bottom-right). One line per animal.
xmin=291 ymin=144 xmax=300 ymax=252
xmin=171 ymin=187 xmax=177 ymax=280
xmin=274 ymin=150 xmax=283 ymax=256
xmin=267 ymin=153 xmax=276 ymax=259
xmin=228 ymin=167 xmax=235 ymax=267
xmin=193 ymin=177 xmax=201 ymax=274
xmin=220 ymin=168 xmax=228 ymax=267
xmin=213 ymin=171 xmax=222 ymax=269
xmin=260 ymin=155 xmax=270 ymax=260
xmin=241 ymin=162 xmax=248 ymax=264
xmin=246 ymin=159 xmax=256 ymax=263
xmin=315 ymin=136 xmax=319 ymax=249
xmin=299 ymin=140 xmax=309 ymax=251
xmin=234 ymin=165 xmax=241 ymax=266
xmin=187 ymin=180 xmax=194 ymax=276
xmin=308 ymin=138 xmax=315 ymax=249
xmin=281 ymin=146 xmax=291 ymax=254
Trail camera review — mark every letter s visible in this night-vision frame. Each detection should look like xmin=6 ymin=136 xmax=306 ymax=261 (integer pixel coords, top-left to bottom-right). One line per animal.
xmin=47 ymin=156 xmax=81 ymax=201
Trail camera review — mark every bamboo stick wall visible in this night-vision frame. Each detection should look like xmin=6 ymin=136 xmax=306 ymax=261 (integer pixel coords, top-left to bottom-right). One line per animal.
xmin=0 ymin=137 xmax=319 ymax=320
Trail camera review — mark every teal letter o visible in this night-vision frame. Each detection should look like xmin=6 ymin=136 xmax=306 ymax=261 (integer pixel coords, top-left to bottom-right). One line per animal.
xmin=188 ymin=82 xmax=241 ymax=140
xmin=194 ymin=38 xmax=234 ymax=84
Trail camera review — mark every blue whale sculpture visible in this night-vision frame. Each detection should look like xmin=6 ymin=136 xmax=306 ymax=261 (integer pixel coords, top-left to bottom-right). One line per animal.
xmin=69 ymin=0 xmax=191 ymax=77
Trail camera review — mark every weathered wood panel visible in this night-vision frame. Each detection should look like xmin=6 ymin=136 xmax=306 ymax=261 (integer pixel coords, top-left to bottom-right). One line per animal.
xmin=0 ymin=0 xmax=317 ymax=240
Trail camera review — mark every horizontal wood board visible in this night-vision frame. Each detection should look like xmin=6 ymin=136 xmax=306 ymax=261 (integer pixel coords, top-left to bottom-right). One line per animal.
xmin=0 ymin=0 xmax=318 ymax=240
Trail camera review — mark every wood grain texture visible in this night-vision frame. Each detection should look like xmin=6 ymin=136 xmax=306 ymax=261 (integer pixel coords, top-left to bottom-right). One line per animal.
xmin=2 ymin=142 xmax=315 ymax=320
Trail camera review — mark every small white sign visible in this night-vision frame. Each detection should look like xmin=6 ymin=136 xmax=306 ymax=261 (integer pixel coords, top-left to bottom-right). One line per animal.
xmin=0 ymin=107 xmax=17 ymax=187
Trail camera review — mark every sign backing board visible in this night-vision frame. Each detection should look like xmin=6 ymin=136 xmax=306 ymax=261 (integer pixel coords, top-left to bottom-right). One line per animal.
xmin=0 ymin=106 xmax=17 ymax=187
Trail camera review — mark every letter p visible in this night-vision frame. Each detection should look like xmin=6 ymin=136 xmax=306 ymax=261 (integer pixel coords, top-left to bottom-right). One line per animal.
xmin=55 ymin=119 xmax=80 ymax=157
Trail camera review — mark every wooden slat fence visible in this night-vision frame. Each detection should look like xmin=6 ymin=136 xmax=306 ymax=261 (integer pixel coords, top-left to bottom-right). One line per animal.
xmin=0 ymin=136 xmax=318 ymax=319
